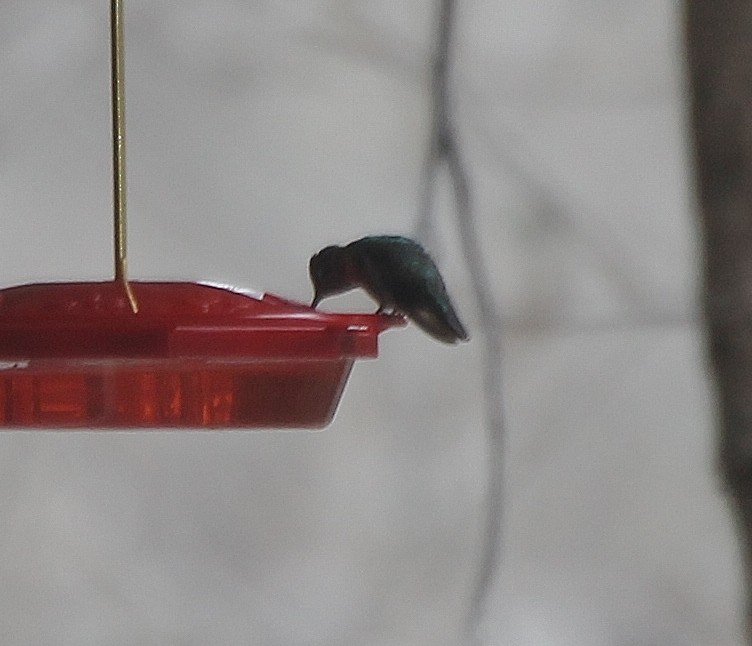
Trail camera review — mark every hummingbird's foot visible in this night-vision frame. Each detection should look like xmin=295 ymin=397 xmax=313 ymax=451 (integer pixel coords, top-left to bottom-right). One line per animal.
xmin=376 ymin=306 xmax=404 ymax=319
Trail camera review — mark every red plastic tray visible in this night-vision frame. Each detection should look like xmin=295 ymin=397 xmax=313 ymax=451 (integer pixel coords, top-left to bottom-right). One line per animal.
xmin=0 ymin=281 xmax=403 ymax=428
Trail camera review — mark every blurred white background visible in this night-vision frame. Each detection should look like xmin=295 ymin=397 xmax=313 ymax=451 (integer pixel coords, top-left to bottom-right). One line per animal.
xmin=0 ymin=1 xmax=744 ymax=644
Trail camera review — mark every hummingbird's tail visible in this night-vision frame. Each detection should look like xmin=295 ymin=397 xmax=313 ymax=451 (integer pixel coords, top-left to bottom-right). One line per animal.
xmin=410 ymin=305 xmax=469 ymax=344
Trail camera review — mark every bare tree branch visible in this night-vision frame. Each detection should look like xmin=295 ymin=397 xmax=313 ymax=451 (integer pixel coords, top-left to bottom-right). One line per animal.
xmin=418 ymin=1 xmax=506 ymax=641
xmin=685 ymin=2 xmax=752 ymax=641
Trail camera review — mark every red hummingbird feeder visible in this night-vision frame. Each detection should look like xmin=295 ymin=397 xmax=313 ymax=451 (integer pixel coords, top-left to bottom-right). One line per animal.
xmin=0 ymin=1 xmax=402 ymax=429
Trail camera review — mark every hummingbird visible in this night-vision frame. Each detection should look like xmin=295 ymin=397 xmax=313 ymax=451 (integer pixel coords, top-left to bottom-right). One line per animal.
xmin=309 ymin=235 xmax=469 ymax=344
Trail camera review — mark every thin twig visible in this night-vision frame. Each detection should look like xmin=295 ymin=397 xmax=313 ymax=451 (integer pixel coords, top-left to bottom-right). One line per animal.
xmin=418 ymin=0 xmax=506 ymax=641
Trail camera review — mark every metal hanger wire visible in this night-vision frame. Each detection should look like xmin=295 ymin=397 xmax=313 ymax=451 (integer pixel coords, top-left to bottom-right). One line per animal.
xmin=111 ymin=0 xmax=138 ymax=313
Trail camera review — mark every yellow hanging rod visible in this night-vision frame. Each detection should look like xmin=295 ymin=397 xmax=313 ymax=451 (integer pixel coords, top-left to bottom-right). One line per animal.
xmin=110 ymin=0 xmax=138 ymax=313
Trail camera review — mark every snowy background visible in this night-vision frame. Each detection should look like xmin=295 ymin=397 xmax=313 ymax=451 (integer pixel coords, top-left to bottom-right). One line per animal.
xmin=0 ymin=1 xmax=744 ymax=644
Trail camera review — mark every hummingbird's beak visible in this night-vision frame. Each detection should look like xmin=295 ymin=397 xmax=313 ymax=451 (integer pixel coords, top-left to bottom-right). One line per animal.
xmin=311 ymin=293 xmax=321 ymax=308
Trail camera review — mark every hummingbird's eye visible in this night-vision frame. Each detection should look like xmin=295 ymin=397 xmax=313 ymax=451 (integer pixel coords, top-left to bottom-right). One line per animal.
xmin=309 ymin=255 xmax=324 ymax=282
xmin=310 ymin=246 xmax=341 ymax=286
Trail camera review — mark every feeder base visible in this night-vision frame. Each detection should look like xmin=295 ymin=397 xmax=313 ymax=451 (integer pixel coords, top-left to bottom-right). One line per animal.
xmin=0 ymin=359 xmax=352 ymax=429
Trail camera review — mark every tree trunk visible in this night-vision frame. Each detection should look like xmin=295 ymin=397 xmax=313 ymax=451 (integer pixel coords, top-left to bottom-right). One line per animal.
xmin=685 ymin=2 xmax=752 ymax=640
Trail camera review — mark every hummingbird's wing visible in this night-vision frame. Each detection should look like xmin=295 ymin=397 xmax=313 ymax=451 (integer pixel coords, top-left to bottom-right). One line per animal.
xmin=349 ymin=236 xmax=469 ymax=343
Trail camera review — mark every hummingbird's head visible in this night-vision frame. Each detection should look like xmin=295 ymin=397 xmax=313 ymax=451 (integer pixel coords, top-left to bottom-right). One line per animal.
xmin=309 ymin=245 xmax=354 ymax=307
